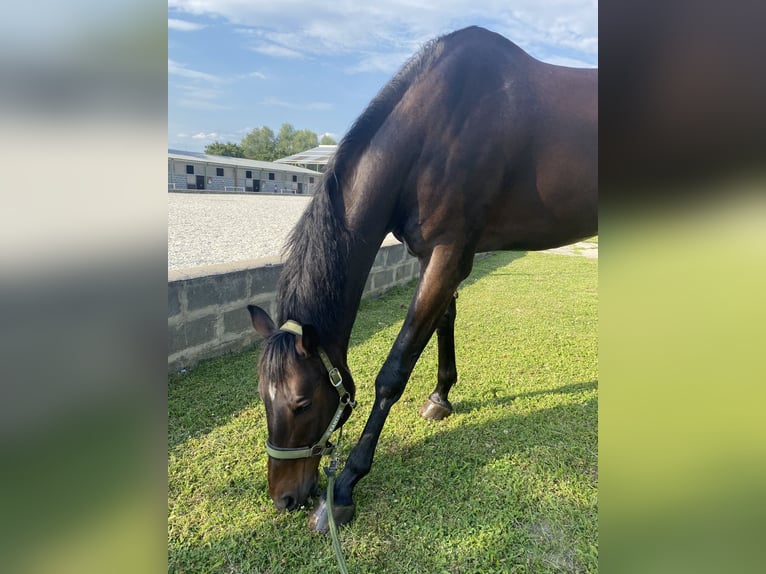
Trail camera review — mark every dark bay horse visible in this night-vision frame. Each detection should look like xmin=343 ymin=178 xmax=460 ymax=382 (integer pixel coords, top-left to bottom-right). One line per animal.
xmin=247 ymin=25 xmax=597 ymax=532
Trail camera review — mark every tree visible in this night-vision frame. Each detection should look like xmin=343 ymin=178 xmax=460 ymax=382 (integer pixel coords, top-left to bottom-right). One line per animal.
xmin=241 ymin=126 xmax=277 ymax=161
xmin=320 ymin=134 xmax=337 ymax=145
xmin=205 ymin=141 xmax=244 ymax=157
xmin=235 ymin=125 xmax=327 ymax=161
xmin=275 ymin=123 xmax=297 ymax=158
xmin=293 ymin=129 xmax=319 ymax=154
xmin=274 ymin=124 xmax=318 ymax=158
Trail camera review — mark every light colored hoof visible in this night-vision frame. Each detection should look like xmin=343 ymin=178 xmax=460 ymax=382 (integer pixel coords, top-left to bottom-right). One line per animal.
xmin=308 ymin=497 xmax=355 ymax=535
xmin=419 ymin=396 xmax=454 ymax=420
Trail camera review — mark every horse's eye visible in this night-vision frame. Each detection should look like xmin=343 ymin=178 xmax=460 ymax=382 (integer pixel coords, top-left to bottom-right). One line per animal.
xmin=294 ymin=402 xmax=311 ymax=415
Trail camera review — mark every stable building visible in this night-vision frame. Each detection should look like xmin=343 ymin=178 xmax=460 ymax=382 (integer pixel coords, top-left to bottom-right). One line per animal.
xmin=168 ymin=150 xmax=321 ymax=194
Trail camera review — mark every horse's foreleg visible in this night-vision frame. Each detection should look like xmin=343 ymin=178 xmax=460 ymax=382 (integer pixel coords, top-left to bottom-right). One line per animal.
xmin=420 ymin=291 xmax=459 ymax=420
xmin=309 ymin=246 xmax=472 ymax=533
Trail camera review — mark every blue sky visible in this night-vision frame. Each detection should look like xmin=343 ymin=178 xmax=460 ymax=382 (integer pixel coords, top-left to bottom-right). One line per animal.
xmin=168 ymin=1 xmax=597 ymax=153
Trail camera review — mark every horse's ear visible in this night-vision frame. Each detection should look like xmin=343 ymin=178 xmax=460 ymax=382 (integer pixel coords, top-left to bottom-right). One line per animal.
xmin=247 ymin=305 xmax=276 ymax=338
xmin=295 ymin=324 xmax=319 ymax=357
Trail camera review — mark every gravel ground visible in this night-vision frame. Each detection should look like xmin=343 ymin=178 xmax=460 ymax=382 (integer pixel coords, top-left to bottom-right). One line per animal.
xmin=168 ymin=193 xmax=312 ymax=271
xmin=168 ymin=193 xmax=598 ymax=271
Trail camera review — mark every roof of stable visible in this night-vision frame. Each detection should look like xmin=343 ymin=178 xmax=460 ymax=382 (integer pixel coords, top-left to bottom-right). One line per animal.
xmin=168 ymin=150 xmax=321 ymax=175
xmin=274 ymin=145 xmax=337 ymax=166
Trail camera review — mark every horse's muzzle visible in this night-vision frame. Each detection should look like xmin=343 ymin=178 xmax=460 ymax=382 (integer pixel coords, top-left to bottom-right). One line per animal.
xmin=272 ymin=477 xmax=319 ymax=512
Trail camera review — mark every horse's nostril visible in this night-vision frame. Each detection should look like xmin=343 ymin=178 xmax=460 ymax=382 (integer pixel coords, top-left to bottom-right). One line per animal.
xmin=278 ymin=494 xmax=297 ymax=512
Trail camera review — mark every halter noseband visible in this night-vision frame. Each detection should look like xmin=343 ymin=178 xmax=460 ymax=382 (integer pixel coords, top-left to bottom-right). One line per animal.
xmin=264 ymin=320 xmax=356 ymax=460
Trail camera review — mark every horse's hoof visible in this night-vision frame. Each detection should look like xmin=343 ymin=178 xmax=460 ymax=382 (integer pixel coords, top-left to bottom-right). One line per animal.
xmin=419 ymin=396 xmax=453 ymax=420
xmin=308 ymin=497 xmax=356 ymax=535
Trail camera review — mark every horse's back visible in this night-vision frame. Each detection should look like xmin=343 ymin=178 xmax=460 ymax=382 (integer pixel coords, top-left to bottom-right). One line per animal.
xmin=385 ymin=27 xmax=598 ymax=254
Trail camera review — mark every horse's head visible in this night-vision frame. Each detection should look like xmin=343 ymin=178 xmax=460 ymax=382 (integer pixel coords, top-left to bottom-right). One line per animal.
xmin=248 ymin=305 xmax=354 ymax=512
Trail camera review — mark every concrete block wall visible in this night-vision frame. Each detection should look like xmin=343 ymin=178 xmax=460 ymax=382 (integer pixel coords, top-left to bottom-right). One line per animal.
xmin=207 ymin=176 xmax=237 ymax=191
xmin=170 ymin=174 xmax=188 ymax=189
xmin=168 ymin=241 xmax=419 ymax=372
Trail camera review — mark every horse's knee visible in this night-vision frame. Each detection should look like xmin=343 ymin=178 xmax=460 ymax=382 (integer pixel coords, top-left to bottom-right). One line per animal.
xmin=375 ymin=367 xmax=407 ymax=405
xmin=377 ymin=381 xmax=405 ymax=403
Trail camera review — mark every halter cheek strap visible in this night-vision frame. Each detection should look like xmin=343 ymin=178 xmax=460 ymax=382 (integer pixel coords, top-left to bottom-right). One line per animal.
xmin=264 ymin=321 xmax=356 ymax=460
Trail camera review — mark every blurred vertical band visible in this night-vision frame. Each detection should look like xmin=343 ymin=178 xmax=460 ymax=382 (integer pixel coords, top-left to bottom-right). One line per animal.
xmin=0 ymin=2 xmax=167 ymax=573
xmin=600 ymin=1 xmax=766 ymax=573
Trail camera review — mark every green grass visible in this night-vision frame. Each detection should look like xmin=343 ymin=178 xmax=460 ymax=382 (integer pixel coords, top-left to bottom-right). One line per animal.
xmin=168 ymin=251 xmax=598 ymax=573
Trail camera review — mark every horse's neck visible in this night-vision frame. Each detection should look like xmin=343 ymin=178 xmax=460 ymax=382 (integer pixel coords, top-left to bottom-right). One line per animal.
xmin=283 ymin=168 xmax=396 ymax=363
xmin=333 ymin=176 xmax=397 ymax=353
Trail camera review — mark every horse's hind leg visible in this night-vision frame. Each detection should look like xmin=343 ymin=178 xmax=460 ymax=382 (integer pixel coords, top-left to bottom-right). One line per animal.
xmin=419 ymin=291 xmax=458 ymax=420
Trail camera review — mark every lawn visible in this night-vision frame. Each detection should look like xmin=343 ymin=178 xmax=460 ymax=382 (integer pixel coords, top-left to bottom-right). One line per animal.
xmin=168 ymin=250 xmax=598 ymax=573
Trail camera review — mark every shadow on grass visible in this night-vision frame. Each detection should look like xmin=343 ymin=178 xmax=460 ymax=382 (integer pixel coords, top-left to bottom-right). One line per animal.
xmin=453 ymin=379 xmax=598 ymax=415
xmin=462 ymin=251 xmax=527 ymax=287
xmin=169 ymin=388 xmax=597 ymax=574
xmin=355 ymin=395 xmax=597 ymax=572
xmin=168 ymin=251 xmax=527 ymax=451
xmin=168 ymin=349 xmax=261 ymax=450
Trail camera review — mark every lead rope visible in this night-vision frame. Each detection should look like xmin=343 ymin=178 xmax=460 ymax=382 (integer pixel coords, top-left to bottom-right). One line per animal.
xmin=324 ymin=427 xmax=349 ymax=574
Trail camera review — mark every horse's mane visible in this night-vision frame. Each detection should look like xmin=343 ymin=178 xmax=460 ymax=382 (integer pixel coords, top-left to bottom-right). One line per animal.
xmin=326 ymin=32 xmax=449 ymax=183
xmin=274 ymin=30 xmax=456 ymax=342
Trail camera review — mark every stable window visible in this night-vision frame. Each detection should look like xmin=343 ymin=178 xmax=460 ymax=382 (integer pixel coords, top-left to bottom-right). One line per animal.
xmin=216 ymin=168 xmax=224 ymax=176
xmin=309 ymin=177 xmax=314 ymax=183
xmin=292 ymin=175 xmax=298 ymax=182
xmin=186 ymin=165 xmax=194 ymax=174
xmin=246 ymin=170 xmax=252 ymax=179
xmin=268 ymin=173 xmax=275 ymax=180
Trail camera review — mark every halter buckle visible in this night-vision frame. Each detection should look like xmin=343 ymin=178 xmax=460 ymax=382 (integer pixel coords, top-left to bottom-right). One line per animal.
xmin=328 ymin=367 xmax=342 ymax=387
xmin=311 ymin=442 xmax=334 ymax=457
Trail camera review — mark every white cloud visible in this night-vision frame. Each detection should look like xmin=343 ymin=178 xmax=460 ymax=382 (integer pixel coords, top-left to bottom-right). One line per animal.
xmin=345 ymin=51 xmax=412 ymax=74
xmin=168 ymin=1 xmax=597 ymax=65
xmin=261 ymin=97 xmax=333 ymax=111
xmin=178 ymin=99 xmax=230 ymax=111
xmin=543 ymin=55 xmax=597 ymax=68
xmin=175 ymin=131 xmax=241 ymax=145
xmin=171 ymin=82 xmax=229 ymax=111
xmin=168 ymin=18 xmax=205 ymax=32
xmin=233 ymin=70 xmax=269 ymax=81
xmin=168 ymin=59 xmax=221 ymax=83
xmin=251 ymin=44 xmax=304 ymax=59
